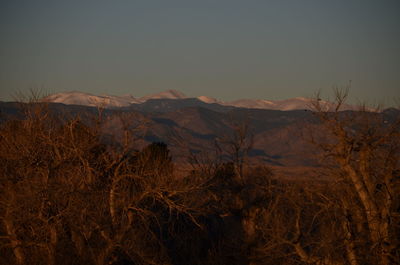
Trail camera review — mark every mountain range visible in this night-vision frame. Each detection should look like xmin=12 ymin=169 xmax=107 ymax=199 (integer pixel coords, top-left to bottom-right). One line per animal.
xmin=42 ymin=90 xmax=356 ymax=111
xmin=1 ymin=90 xmax=396 ymax=177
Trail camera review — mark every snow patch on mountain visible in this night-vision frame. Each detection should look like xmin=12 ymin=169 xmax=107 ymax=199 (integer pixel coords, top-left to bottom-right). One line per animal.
xmin=42 ymin=91 xmax=140 ymax=107
xmin=224 ymin=97 xmax=356 ymax=111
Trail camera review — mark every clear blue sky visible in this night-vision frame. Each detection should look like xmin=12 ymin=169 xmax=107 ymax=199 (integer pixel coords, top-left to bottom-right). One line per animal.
xmin=1 ymin=0 xmax=399 ymax=105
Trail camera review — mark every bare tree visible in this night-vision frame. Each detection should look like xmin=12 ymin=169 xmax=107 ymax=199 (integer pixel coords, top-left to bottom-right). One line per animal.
xmin=310 ymin=88 xmax=400 ymax=265
xmin=0 ymin=97 xmax=226 ymax=265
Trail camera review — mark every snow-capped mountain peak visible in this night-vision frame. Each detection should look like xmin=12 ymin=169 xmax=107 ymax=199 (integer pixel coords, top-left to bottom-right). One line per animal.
xmin=42 ymin=91 xmax=140 ymax=107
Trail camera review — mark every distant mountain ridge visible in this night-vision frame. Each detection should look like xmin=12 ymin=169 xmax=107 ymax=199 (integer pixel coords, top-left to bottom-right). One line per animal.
xmin=42 ymin=89 xmax=358 ymax=111
xmin=0 ymin=100 xmax=397 ymax=169
xmin=43 ymin=91 xmax=140 ymax=107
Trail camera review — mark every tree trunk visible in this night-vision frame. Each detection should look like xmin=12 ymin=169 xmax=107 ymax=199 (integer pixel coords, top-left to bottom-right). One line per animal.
xmin=3 ymin=212 xmax=25 ymax=265
xmin=341 ymin=210 xmax=359 ymax=265
xmin=341 ymin=159 xmax=390 ymax=265
xmin=47 ymin=225 xmax=58 ymax=265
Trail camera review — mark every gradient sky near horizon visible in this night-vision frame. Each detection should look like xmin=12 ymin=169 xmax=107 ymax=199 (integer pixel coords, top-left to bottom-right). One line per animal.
xmin=1 ymin=0 xmax=399 ymax=105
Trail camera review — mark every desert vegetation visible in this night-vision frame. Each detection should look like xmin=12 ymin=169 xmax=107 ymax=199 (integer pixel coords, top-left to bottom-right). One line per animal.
xmin=0 ymin=91 xmax=399 ymax=265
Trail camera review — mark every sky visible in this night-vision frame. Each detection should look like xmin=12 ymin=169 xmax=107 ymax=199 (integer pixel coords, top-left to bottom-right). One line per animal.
xmin=0 ymin=0 xmax=399 ymax=105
